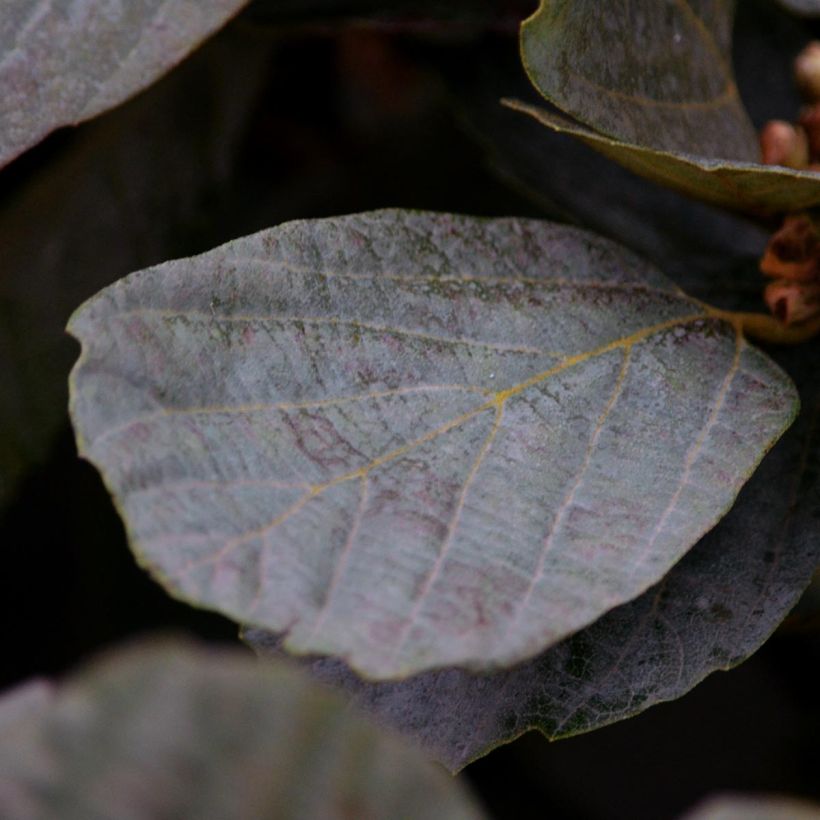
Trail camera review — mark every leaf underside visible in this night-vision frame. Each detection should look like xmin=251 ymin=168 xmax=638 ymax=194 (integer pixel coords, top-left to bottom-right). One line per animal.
xmin=245 ymin=334 xmax=820 ymax=770
xmin=0 ymin=641 xmax=483 ymax=820
xmin=517 ymin=0 xmax=820 ymax=215
xmin=0 ymin=0 xmax=249 ymax=169
xmin=68 ymin=210 xmax=797 ymax=679
xmin=505 ymin=101 xmax=820 ymax=217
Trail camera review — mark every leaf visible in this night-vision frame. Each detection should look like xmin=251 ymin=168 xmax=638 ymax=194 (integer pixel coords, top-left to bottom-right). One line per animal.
xmin=680 ymin=794 xmax=820 ymax=820
xmin=520 ymin=0 xmax=758 ymax=159
xmin=68 ymin=210 xmax=797 ymax=679
xmin=0 ymin=0 xmax=249 ymax=169
xmin=424 ymin=31 xmax=769 ymax=288
xmin=504 ymin=101 xmax=820 ymax=217
xmin=0 ymin=640 xmax=484 ymax=820
xmin=515 ymin=0 xmax=820 ymax=215
xmin=244 ymin=333 xmax=820 ymax=771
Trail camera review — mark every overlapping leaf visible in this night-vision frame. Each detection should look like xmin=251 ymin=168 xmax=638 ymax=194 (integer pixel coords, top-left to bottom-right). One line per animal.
xmin=514 ymin=0 xmax=820 ymax=215
xmin=0 ymin=0 xmax=249 ymax=168
xmin=245 ymin=335 xmax=820 ymax=771
xmin=69 ymin=210 xmax=797 ymax=679
xmin=0 ymin=641 xmax=483 ymax=820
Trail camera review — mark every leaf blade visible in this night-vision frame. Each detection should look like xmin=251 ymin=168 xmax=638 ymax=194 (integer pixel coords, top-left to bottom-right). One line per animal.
xmin=0 ymin=641 xmax=484 ymax=820
xmin=68 ymin=211 xmax=798 ymax=679
xmin=0 ymin=0 xmax=249 ymax=168
xmin=519 ymin=0 xmax=758 ymax=160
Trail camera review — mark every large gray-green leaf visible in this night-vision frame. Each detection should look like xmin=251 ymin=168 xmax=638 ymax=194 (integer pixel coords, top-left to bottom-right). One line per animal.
xmin=0 ymin=0 xmax=249 ymax=168
xmin=244 ymin=334 xmax=820 ymax=771
xmin=0 ymin=640 xmax=483 ymax=820
xmin=516 ymin=0 xmax=820 ymax=215
xmin=68 ymin=210 xmax=797 ymax=679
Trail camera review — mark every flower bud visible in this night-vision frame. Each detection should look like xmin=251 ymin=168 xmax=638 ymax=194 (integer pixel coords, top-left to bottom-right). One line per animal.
xmin=795 ymin=41 xmax=820 ymax=101
xmin=760 ymin=213 xmax=820 ymax=282
xmin=764 ymin=279 xmax=820 ymax=325
xmin=759 ymin=120 xmax=809 ymax=168
xmin=798 ymin=103 xmax=820 ymax=158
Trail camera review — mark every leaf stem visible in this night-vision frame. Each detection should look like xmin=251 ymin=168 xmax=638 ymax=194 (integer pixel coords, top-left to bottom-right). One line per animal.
xmin=705 ymin=307 xmax=820 ymax=345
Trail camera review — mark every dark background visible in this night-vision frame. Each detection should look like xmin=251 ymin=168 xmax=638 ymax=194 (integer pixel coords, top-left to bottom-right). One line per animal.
xmin=0 ymin=2 xmax=817 ymax=818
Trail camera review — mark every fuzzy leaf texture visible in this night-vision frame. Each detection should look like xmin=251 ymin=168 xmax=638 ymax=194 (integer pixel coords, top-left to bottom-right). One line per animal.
xmin=0 ymin=0 xmax=249 ymax=169
xmin=513 ymin=0 xmax=820 ymax=215
xmin=68 ymin=210 xmax=797 ymax=679
xmin=0 ymin=641 xmax=483 ymax=820
xmin=245 ymin=332 xmax=820 ymax=770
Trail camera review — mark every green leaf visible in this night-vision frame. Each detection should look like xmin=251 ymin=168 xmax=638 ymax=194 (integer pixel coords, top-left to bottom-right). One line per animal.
xmin=68 ymin=210 xmax=797 ymax=679
xmin=0 ymin=0 xmax=249 ymax=168
xmin=0 ymin=641 xmax=484 ymax=820
xmin=244 ymin=335 xmax=820 ymax=771
xmin=515 ymin=1 xmax=820 ymax=215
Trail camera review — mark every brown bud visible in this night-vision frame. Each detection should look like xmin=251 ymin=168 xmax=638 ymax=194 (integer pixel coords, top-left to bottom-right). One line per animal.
xmin=759 ymin=120 xmax=810 ymax=169
xmin=760 ymin=213 xmax=820 ymax=281
xmin=799 ymin=103 xmax=820 ymax=158
xmin=764 ymin=279 xmax=820 ymax=325
xmin=795 ymin=41 xmax=820 ymax=101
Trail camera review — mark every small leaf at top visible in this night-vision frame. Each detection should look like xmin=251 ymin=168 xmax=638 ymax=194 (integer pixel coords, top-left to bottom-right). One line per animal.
xmin=0 ymin=640 xmax=484 ymax=820
xmin=0 ymin=0 xmax=249 ymax=169
xmin=516 ymin=1 xmax=820 ymax=215
xmin=520 ymin=0 xmax=758 ymax=160
xmin=68 ymin=210 xmax=797 ymax=679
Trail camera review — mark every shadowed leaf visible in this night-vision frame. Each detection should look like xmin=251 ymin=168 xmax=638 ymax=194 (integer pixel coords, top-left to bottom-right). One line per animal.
xmin=504 ymin=101 xmax=820 ymax=217
xmin=0 ymin=0 xmax=249 ymax=168
xmin=0 ymin=641 xmax=484 ymax=820
xmin=68 ymin=210 xmax=797 ymax=679
xmin=0 ymin=24 xmax=273 ymax=510
xmin=244 ymin=334 xmax=820 ymax=771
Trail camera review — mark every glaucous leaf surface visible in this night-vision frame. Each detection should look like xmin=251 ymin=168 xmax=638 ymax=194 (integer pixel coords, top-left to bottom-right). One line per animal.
xmin=515 ymin=1 xmax=820 ymax=215
xmin=245 ymin=333 xmax=820 ymax=771
xmin=504 ymin=102 xmax=820 ymax=218
xmin=0 ymin=641 xmax=483 ymax=820
xmin=681 ymin=794 xmax=820 ymax=820
xmin=0 ymin=0 xmax=249 ymax=169
xmin=68 ymin=210 xmax=797 ymax=679
xmin=520 ymin=0 xmax=757 ymax=159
